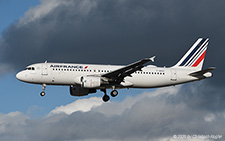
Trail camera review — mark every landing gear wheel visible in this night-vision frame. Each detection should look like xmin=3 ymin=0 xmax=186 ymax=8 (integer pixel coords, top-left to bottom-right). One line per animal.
xmin=40 ymin=91 xmax=45 ymax=97
xmin=110 ymin=90 xmax=118 ymax=97
xmin=102 ymin=94 xmax=110 ymax=102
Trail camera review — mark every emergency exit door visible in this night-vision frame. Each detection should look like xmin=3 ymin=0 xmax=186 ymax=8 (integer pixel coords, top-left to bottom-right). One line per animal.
xmin=42 ymin=64 xmax=48 ymax=75
xmin=171 ymin=69 xmax=177 ymax=81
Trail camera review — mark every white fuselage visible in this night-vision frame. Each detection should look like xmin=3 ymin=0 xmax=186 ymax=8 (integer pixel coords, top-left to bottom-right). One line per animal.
xmin=16 ymin=62 xmax=200 ymax=89
xmin=15 ymin=38 xmax=214 ymax=102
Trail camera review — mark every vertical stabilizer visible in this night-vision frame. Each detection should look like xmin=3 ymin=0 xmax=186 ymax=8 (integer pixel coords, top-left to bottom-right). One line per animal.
xmin=173 ymin=38 xmax=209 ymax=71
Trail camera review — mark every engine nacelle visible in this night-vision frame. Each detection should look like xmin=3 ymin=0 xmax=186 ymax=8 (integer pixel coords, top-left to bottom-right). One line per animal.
xmin=74 ymin=76 xmax=101 ymax=88
xmin=69 ymin=86 xmax=97 ymax=96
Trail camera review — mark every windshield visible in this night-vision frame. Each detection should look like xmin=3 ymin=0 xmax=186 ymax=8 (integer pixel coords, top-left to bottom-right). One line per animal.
xmin=25 ymin=67 xmax=35 ymax=70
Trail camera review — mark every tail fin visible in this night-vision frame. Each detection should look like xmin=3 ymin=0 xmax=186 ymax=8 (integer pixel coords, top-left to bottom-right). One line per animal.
xmin=173 ymin=38 xmax=209 ymax=71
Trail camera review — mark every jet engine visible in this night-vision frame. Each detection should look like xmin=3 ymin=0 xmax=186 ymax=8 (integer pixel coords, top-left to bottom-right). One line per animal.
xmin=69 ymin=86 xmax=96 ymax=96
xmin=74 ymin=76 xmax=101 ymax=88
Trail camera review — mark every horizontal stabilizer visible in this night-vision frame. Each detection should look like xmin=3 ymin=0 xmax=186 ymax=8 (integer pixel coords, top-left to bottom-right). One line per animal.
xmin=189 ymin=67 xmax=216 ymax=78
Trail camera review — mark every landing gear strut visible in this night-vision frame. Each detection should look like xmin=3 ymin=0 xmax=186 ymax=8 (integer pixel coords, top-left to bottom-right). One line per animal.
xmin=101 ymin=89 xmax=110 ymax=102
xmin=40 ymin=84 xmax=46 ymax=97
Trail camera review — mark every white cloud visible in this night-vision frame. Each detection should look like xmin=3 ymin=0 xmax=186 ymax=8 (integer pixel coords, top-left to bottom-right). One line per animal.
xmin=204 ymin=113 xmax=215 ymax=122
xmin=48 ymin=86 xmax=178 ymax=117
xmin=49 ymin=97 xmax=103 ymax=116
xmin=18 ymin=0 xmax=97 ymax=26
xmin=94 ymin=86 xmax=181 ymax=116
xmin=0 ymin=111 xmax=28 ymax=126
xmin=18 ymin=0 xmax=63 ymax=25
xmin=0 ymin=111 xmax=28 ymax=140
xmin=0 ymin=85 xmax=224 ymax=141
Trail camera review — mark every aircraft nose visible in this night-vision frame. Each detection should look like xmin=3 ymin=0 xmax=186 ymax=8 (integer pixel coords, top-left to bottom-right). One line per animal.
xmin=16 ymin=72 xmax=23 ymax=81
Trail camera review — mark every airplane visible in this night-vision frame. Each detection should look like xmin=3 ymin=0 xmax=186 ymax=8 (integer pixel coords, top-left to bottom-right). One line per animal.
xmin=16 ymin=38 xmax=215 ymax=102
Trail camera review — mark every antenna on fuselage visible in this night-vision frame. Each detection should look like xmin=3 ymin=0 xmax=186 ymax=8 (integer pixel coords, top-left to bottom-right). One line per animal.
xmin=45 ymin=60 xmax=48 ymax=63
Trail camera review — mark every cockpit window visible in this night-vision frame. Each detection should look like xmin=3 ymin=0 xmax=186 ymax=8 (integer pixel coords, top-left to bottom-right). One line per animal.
xmin=25 ymin=67 xmax=35 ymax=70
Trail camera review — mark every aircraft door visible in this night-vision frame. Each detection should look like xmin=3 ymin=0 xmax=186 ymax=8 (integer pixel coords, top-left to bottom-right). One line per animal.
xmin=42 ymin=64 xmax=48 ymax=75
xmin=171 ymin=69 xmax=177 ymax=81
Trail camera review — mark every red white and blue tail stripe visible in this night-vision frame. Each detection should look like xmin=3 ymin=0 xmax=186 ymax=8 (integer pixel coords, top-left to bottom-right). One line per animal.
xmin=173 ymin=38 xmax=209 ymax=71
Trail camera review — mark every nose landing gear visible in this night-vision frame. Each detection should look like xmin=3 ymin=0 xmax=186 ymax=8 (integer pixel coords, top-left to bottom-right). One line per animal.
xmin=40 ymin=84 xmax=46 ymax=97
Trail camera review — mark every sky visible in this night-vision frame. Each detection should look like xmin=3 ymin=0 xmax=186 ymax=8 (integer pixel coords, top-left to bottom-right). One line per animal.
xmin=0 ymin=0 xmax=225 ymax=140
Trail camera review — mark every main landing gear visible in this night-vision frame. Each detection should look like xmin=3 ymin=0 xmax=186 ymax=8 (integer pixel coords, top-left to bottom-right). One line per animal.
xmin=101 ymin=89 xmax=119 ymax=102
xmin=40 ymin=84 xmax=46 ymax=97
xmin=110 ymin=90 xmax=118 ymax=97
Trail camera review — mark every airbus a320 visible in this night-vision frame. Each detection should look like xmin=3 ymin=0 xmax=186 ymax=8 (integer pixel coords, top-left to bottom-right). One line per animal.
xmin=16 ymin=38 xmax=215 ymax=102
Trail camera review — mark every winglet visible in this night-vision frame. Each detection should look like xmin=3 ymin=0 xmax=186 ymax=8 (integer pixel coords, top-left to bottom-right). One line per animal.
xmin=150 ymin=56 xmax=156 ymax=62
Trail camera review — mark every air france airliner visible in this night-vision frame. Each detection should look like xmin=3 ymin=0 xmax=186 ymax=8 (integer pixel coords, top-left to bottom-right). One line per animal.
xmin=16 ymin=38 xmax=215 ymax=102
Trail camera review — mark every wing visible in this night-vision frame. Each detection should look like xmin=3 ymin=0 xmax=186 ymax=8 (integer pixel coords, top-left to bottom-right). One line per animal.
xmin=101 ymin=56 xmax=155 ymax=84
